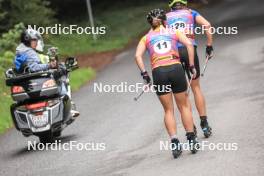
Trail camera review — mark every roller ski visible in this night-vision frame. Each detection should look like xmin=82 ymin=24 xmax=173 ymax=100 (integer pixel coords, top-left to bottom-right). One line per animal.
xmin=186 ymin=132 xmax=199 ymax=154
xmin=200 ymin=118 xmax=212 ymax=138
xmin=171 ymin=138 xmax=182 ymax=159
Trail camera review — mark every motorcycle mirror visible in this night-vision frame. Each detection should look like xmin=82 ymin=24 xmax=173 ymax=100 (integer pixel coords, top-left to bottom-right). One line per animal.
xmin=65 ymin=57 xmax=78 ymax=68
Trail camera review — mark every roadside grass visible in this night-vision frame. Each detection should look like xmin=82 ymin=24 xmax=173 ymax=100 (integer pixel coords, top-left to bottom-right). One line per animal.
xmin=0 ymin=96 xmax=13 ymax=133
xmin=70 ymin=67 xmax=96 ymax=92
xmin=0 ymin=67 xmax=13 ymax=133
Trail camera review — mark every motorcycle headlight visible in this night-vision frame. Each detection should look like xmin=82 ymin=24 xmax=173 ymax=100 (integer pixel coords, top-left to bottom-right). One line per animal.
xmin=42 ymin=79 xmax=56 ymax=89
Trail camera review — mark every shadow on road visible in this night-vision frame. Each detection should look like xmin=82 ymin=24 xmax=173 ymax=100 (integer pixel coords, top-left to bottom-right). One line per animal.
xmin=6 ymin=134 xmax=79 ymax=159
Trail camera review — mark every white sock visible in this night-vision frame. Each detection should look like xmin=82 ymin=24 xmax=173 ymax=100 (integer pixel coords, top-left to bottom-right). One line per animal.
xmin=170 ymin=135 xmax=178 ymax=140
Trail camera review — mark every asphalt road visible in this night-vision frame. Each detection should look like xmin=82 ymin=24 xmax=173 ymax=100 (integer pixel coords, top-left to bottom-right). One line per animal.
xmin=1 ymin=0 xmax=264 ymax=175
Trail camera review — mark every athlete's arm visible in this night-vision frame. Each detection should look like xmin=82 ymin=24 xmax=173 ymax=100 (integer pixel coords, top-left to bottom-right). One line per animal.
xmin=195 ymin=15 xmax=213 ymax=46
xmin=177 ymin=31 xmax=195 ymax=66
xmin=135 ymin=39 xmax=147 ymax=72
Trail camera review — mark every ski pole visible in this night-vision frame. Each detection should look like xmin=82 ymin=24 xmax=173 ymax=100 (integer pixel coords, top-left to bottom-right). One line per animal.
xmin=187 ymin=74 xmax=194 ymax=95
xmin=201 ymin=55 xmax=210 ymax=77
xmin=134 ymin=83 xmax=151 ymax=101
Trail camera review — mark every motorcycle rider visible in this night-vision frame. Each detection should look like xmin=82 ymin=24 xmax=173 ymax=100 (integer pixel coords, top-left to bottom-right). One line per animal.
xmin=15 ymin=28 xmax=56 ymax=72
xmin=166 ymin=0 xmax=213 ymax=137
xmin=15 ymin=28 xmax=79 ymax=117
xmin=135 ymin=9 xmax=199 ymax=158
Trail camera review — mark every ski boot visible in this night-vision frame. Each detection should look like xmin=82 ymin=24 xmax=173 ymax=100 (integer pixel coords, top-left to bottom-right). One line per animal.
xmin=186 ymin=132 xmax=199 ymax=154
xmin=171 ymin=138 xmax=182 ymax=159
xmin=200 ymin=118 xmax=212 ymax=138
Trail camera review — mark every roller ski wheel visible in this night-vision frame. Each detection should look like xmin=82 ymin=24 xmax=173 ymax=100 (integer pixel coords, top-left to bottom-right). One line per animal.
xmin=201 ymin=120 xmax=212 ymax=138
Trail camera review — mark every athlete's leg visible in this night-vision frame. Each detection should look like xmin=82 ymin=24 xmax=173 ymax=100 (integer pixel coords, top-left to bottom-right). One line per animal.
xmin=191 ymin=78 xmax=212 ymax=137
xmin=191 ymin=78 xmax=207 ymax=117
xmin=174 ymin=92 xmax=199 ymax=153
xmin=173 ymin=92 xmax=194 ymax=132
xmin=158 ymin=93 xmax=177 ymax=137
xmin=158 ymin=92 xmax=183 ymax=158
xmin=168 ymin=64 xmax=194 ymax=132
xmin=179 ymin=46 xmax=211 ymax=137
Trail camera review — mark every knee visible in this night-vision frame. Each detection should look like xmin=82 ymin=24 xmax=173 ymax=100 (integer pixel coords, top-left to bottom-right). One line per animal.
xmin=164 ymin=108 xmax=174 ymax=115
xmin=177 ymin=99 xmax=189 ymax=112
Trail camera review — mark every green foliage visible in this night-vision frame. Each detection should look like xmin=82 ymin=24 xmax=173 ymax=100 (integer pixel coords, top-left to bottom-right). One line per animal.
xmin=0 ymin=66 xmax=13 ymax=134
xmin=0 ymin=22 xmax=24 ymax=70
xmin=49 ymin=2 xmax=167 ymax=55
xmin=0 ymin=0 xmax=55 ymax=33
xmin=0 ymin=0 xmax=7 ymax=21
xmin=0 ymin=22 xmax=24 ymax=52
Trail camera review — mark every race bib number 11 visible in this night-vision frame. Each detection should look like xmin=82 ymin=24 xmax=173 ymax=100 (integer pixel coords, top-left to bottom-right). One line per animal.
xmin=154 ymin=40 xmax=172 ymax=54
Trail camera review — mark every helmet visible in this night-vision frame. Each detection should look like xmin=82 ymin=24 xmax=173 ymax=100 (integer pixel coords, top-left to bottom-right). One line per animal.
xmin=169 ymin=0 xmax=188 ymax=8
xmin=146 ymin=9 xmax=167 ymax=25
xmin=20 ymin=28 xmax=42 ymax=47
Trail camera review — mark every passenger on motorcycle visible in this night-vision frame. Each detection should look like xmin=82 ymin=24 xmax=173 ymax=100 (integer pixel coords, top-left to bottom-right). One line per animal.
xmin=15 ymin=28 xmax=56 ymax=73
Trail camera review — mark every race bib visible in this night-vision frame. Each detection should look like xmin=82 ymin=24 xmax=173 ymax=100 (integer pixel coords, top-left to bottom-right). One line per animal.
xmin=153 ymin=40 xmax=172 ymax=54
xmin=171 ymin=21 xmax=186 ymax=31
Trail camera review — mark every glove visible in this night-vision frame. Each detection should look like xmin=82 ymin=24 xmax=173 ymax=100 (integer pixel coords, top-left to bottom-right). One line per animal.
xmin=49 ymin=60 xmax=57 ymax=69
xmin=189 ymin=65 xmax=197 ymax=79
xmin=141 ymin=71 xmax=151 ymax=84
xmin=57 ymin=63 xmax=67 ymax=76
xmin=206 ymin=46 xmax=214 ymax=58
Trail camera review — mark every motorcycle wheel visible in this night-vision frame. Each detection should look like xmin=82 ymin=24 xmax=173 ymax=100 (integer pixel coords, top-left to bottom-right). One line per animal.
xmin=38 ymin=131 xmax=54 ymax=144
xmin=53 ymin=130 xmax=62 ymax=138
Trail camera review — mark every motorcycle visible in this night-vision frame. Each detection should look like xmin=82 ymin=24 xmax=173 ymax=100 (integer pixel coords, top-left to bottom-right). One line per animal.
xmin=5 ymin=57 xmax=79 ymax=143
